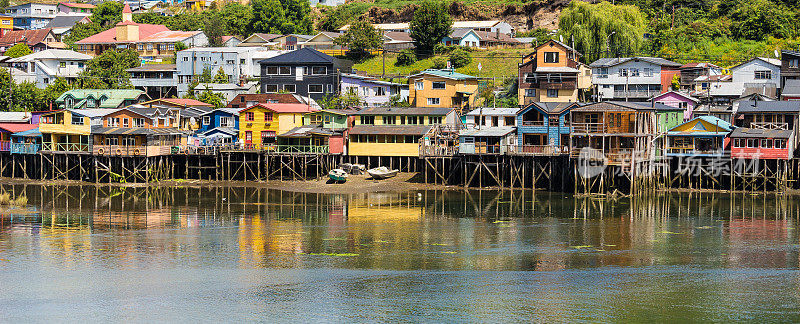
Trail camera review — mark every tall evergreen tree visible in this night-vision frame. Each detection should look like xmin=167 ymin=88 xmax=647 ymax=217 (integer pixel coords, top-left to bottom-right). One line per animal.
xmin=409 ymin=1 xmax=452 ymax=57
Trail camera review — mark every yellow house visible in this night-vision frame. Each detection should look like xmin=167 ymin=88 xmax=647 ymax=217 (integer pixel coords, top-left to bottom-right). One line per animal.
xmin=348 ymin=107 xmax=456 ymax=156
xmin=408 ymin=69 xmax=480 ymax=111
xmin=517 ymin=39 xmax=592 ymax=105
xmin=238 ymin=103 xmax=317 ymax=148
xmin=39 ymin=109 xmax=119 ymax=153
xmin=0 ymin=15 xmax=13 ymax=36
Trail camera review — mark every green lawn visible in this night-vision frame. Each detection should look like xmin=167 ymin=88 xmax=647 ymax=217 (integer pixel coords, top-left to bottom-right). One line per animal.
xmin=351 ymin=48 xmax=531 ymax=82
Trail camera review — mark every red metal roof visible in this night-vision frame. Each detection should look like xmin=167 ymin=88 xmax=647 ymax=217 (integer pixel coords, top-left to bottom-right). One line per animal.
xmin=60 ymin=2 xmax=96 ymax=9
xmin=158 ymin=98 xmax=213 ymax=107
xmin=0 ymin=123 xmax=37 ymax=133
xmin=0 ymin=28 xmax=54 ymax=47
xmin=75 ymin=23 xmax=171 ymax=44
xmin=244 ymin=103 xmax=318 ymax=114
xmin=122 ymin=3 xmax=132 ymax=13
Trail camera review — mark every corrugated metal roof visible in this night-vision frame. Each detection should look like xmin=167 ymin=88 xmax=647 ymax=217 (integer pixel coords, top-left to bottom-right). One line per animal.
xmin=408 ymin=69 xmax=477 ymax=81
xmin=782 ymin=79 xmax=800 ymax=97
xmin=349 ymin=125 xmax=432 ymax=136
xmin=464 ymin=107 xmax=520 ymax=116
xmin=459 ymin=126 xmax=515 ymax=137
xmin=589 ymin=57 xmax=681 ymax=68
xmin=353 ymin=107 xmax=452 ymax=116
xmin=91 ymin=126 xmax=188 ymax=135
xmin=729 ymin=127 xmax=792 ymax=139
xmin=737 ymin=100 xmax=800 ymax=113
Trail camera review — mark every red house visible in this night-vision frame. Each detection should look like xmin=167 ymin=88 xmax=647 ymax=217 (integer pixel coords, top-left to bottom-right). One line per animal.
xmin=730 ymin=100 xmax=799 ymax=159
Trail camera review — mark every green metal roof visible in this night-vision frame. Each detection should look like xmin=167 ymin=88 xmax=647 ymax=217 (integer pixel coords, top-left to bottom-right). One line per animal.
xmin=56 ymin=89 xmax=146 ymax=107
xmin=409 ymin=69 xmax=477 ymax=81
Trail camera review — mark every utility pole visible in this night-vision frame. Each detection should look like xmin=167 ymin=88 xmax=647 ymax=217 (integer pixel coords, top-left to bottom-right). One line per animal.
xmin=381 ymin=45 xmax=385 ymax=78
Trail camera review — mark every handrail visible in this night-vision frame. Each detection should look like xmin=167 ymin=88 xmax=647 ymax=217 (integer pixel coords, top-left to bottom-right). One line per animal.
xmin=10 ymin=143 xmax=40 ymax=154
xmin=93 ymin=145 xmax=147 ymax=156
xmin=42 ymin=141 xmax=90 ymax=152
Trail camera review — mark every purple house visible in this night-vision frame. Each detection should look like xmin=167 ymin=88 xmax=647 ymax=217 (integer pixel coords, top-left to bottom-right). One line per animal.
xmin=651 ymin=90 xmax=700 ymax=121
xmin=340 ymin=73 xmax=408 ymax=107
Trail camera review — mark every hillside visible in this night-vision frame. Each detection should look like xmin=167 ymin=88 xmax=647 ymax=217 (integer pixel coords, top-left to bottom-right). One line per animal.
xmin=352 ymin=48 xmax=529 ymax=80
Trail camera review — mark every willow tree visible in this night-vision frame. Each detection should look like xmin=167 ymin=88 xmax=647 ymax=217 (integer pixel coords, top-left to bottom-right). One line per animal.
xmin=558 ymin=1 xmax=646 ymax=63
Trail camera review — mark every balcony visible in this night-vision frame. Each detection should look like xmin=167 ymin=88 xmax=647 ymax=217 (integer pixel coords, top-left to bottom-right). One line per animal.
xmin=612 ymin=90 xmax=661 ymax=98
xmin=538 ymin=81 xmax=577 ymax=90
xmin=93 ymin=145 xmax=148 ymax=156
xmin=224 ymin=144 xmax=329 ymax=154
xmin=10 ymin=143 xmax=40 ymax=154
xmin=0 ymin=141 xmax=9 ymax=151
xmin=571 ymin=122 xmax=606 ymax=133
xmin=666 ymin=146 xmax=727 ymax=157
xmin=750 ymin=122 xmax=789 ymax=130
xmin=42 ymin=142 xmax=90 ymax=153
xmin=506 ymin=145 xmax=567 ymax=156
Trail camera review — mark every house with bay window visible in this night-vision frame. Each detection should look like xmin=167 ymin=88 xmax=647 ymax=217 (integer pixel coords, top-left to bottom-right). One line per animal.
xmin=258 ymin=48 xmax=351 ymax=102
xmin=590 ymin=57 xmax=681 ymax=101
xmin=55 ymin=89 xmax=149 ymax=110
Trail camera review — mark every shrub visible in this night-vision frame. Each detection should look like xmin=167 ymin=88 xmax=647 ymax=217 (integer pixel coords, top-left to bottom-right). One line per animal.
xmin=431 ymin=57 xmax=447 ymax=69
xmin=12 ymin=196 xmax=27 ymax=207
xmin=448 ymin=48 xmax=471 ymax=68
xmin=0 ymin=192 xmax=9 ymax=205
xmin=396 ymin=49 xmax=416 ymax=66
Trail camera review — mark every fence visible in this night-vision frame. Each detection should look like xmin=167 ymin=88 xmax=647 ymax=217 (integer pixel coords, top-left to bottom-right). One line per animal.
xmin=42 ymin=142 xmax=90 ymax=152
xmin=10 ymin=143 xmax=40 ymax=154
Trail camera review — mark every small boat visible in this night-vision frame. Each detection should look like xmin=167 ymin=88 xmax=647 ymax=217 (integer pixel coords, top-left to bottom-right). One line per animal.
xmin=328 ymin=169 xmax=348 ymax=182
xmin=340 ymin=163 xmax=366 ymax=175
xmin=366 ymin=166 xmax=399 ymax=180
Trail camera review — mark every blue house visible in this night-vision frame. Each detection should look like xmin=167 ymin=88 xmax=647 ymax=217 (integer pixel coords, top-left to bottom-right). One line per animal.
xmin=515 ymin=102 xmax=580 ymax=155
xmin=5 ymin=3 xmax=57 ymax=30
xmin=665 ymin=116 xmax=733 ymax=157
xmin=197 ymin=108 xmax=240 ymax=145
xmin=10 ymin=127 xmax=41 ymax=154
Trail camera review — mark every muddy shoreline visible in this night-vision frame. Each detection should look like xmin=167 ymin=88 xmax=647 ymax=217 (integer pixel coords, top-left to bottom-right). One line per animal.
xmin=0 ymin=172 xmax=473 ymax=194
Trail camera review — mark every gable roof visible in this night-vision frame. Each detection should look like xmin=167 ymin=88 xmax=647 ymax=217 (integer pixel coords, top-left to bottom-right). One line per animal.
xmin=226 ymin=93 xmax=303 ymax=107
xmin=730 ymin=57 xmax=781 ymax=70
xmin=241 ymin=33 xmax=281 ymax=43
xmin=384 ymin=31 xmax=412 ymax=42
xmin=0 ymin=28 xmax=55 ymax=47
xmin=667 ymin=116 xmax=733 ymax=135
xmin=352 ymin=106 xmax=452 ymax=116
xmin=0 ymin=111 xmax=32 ymax=123
xmin=589 ymin=57 xmax=681 ymax=68
xmin=258 ymin=47 xmax=335 ymax=64
xmin=534 ymin=39 xmax=577 ymax=54
xmin=408 ymin=69 xmax=477 ymax=81
xmin=465 ymin=107 xmax=521 ymax=116
xmin=75 ymin=23 xmax=171 ymax=44
xmin=0 ymin=123 xmax=37 ymax=133
xmin=652 ymin=90 xmax=700 ymax=103
xmin=68 ymin=108 xmax=120 ymax=118
xmin=59 ymin=2 xmax=96 ymax=9
xmin=680 ymin=62 xmax=720 ymax=69
xmin=8 ymin=49 xmax=91 ymax=62
xmin=521 ymin=102 xmax=581 ymax=115
xmin=45 ymin=14 xmax=91 ymax=29
xmin=201 ymin=107 xmax=241 ymax=117
xmin=782 ymin=79 xmax=800 ymax=97
xmin=730 ymin=127 xmax=792 ymax=139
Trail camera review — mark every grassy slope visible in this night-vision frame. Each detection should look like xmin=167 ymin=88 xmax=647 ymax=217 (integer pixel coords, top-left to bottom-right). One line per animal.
xmin=352 ymin=48 xmax=530 ymax=81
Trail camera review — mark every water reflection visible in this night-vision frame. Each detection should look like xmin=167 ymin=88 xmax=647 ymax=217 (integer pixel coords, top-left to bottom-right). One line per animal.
xmin=1 ymin=185 xmax=799 ymax=321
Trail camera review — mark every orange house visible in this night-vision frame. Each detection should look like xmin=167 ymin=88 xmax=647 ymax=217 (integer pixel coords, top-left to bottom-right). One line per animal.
xmin=92 ymin=106 xmax=188 ymax=157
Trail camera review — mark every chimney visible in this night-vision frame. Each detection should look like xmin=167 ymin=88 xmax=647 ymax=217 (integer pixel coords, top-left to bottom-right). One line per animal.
xmin=122 ymin=3 xmax=133 ymax=22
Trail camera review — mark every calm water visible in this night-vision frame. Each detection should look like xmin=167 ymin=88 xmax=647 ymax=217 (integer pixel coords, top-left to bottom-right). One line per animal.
xmin=1 ymin=185 xmax=800 ymax=322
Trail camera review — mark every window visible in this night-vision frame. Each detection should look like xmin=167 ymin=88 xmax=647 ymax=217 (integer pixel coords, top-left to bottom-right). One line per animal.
xmin=308 ymin=84 xmax=323 ymax=93
xmin=59 ymin=62 xmax=65 ymax=68
xmin=432 ymin=82 xmax=446 ymax=89
xmin=122 ymin=118 xmax=129 ymax=127
xmin=754 ymin=70 xmax=772 ymax=79
xmin=279 ymin=66 xmax=291 ymax=75
xmin=761 ymin=139 xmax=773 ymax=149
xmin=169 ymin=44 xmax=175 ymax=51
xmin=265 ymin=84 xmax=278 ymax=93
xmin=264 ymin=112 xmax=273 ymax=122
xmin=543 ymin=52 xmax=559 ymax=63
xmin=327 ymin=84 xmax=333 ymax=93
xmin=220 ymin=117 xmax=232 ymax=127
xmin=524 ymin=89 xmax=536 ymax=97
xmin=43 ymin=78 xmax=48 ymax=84
xmin=360 ymin=116 xmax=375 ymax=125
xmin=374 ymin=87 xmax=386 ymax=96
xmin=619 ymin=68 xmax=628 ymax=77
xmin=203 ymin=116 xmax=210 ymax=125
xmin=504 ymin=116 xmax=515 ymax=126
xmin=226 ymin=60 xmax=234 ymax=65
xmin=383 ymin=116 xmax=396 ymax=124
xmin=547 ymin=89 xmax=558 ymax=98
xmin=105 ymin=137 xmax=118 ymax=145
xmin=282 ymin=84 xmax=296 ymax=93
xmin=107 ymin=117 xmax=119 ymax=127
xmin=596 ymin=67 xmax=609 ymax=78
xmin=776 ymin=139 xmax=787 ymax=149
xmin=791 ymin=59 xmax=800 ymax=68
xmin=311 ymin=66 xmax=327 ymax=75
xmin=747 ymin=139 xmax=757 ymax=148
xmin=267 ymin=66 xmax=279 ymax=75
xmin=407 ymin=116 xmax=418 ymax=124
xmin=629 ymin=68 xmax=640 ymax=77
xmin=182 ymin=56 xmax=188 ymax=62
xmin=415 ymin=82 xmax=423 ymax=90
xmin=245 ymin=131 xmax=252 ymax=142
xmin=643 ymin=68 xmax=653 ymax=77
xmin=245 ymin=112 xmax=254 ymax=121
xmin=427 ymin=98 xmax=440 ymax=105
xmin=134 ymin=118 xmax=145 ymax=127
xmin=71 ymin=115 xmax=83 ymax=125
xmin=429 ymin=116 xmax=442 ymax=124
xmin=147 ymin=44 xmax=153 ymax=51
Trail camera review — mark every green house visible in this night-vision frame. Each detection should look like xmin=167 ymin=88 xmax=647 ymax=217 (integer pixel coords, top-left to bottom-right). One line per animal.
xmin=302 ymin=109 xmax=353 ymax=130
xmin=55 ymin=89 xmax=150 ymax=110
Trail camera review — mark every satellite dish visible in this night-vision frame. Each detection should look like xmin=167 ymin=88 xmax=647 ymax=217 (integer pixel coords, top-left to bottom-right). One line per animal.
xmin=775 ymin=49 xmax=780 ymax=58
xmin=559 ymin=35 xmax=564 ymax=43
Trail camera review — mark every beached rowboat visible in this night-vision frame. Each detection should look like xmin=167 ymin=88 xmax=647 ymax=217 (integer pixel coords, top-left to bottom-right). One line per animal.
xmin=366 ymin=166 xmax=399 ymax=180
xmin=328 ymin=169 xmax=348 ymax=182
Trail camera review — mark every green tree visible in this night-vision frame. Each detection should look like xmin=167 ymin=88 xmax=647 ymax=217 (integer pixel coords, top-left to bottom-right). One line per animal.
xmin=213 ymin=67 xmax=229 ymax=83
xmin=11 ymin=82 xmax=43 ymax=111
xmin=280 ymin=0 xmax=313 ymax=34
xmin=409 ymin=1 xmax=452 ymax=57
xmin=334 ymin=20 xmax=382 ymax=60
xmin=204 ymin=12 xmax=226 ymax=47
xmin=220 ymin=3 xmax=253 ymax=36
xmin=448 ymin=48 xmax=471 ymax=68
xmin=671 ymin=74 xmax=680 ymax=90
xmin=78 ymin=49 xmax=140 ymax=89
xmin=4 ymin=43 xmax=31 ymax=58
xmin=250 ymin=0 xmax=287 ymax=34
xmin=729 ymin=0 xmax=796 ymax=40
xmin=200 ymin=67 xmax=214 ymax=83
xmin=196 ymin=90 xmax=225 ymax=108
xmin=92 ymin=1 xmax=123 ymax=26
xmin=396 ymin=49 xmax=416 ymax=66
xmin=558 ymin=0 xmax=647 ymax=62
xmin=431 ymin=57 xmax=446 ymax=69
xmin=42 ymin=78 xmax=71 ymax=108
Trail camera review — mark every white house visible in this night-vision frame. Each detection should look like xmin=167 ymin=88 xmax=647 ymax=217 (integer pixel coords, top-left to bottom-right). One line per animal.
xmin=195 ymin=82 xmax=258 ymax=104
xmin=176 ymin=47 xmax=286 ymax=97
xmin=463 ymin=107 xmax=521 ymax=128
xmin=128 ymin=63 xmax=178 ymax=99
xmin=707 ymin=57 xmax=781 ymax=99
xmin=340 ymin=20 xmax=515 ymax=36
xmin=7 ymin=49 xmax=91 ymax=88
xmin=340 ymin=73 xmax=408 ymax=107
xmin=590 ymin=57 xmax=682 ymax=101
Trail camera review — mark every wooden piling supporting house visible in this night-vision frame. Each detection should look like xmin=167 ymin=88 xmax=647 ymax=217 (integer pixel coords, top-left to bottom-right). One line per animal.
xmin=569 ymin=101 xmax=660 ymax=165
xmin=194 ymin=108 xmax=240 ymax=146
xmin=238 ymin=103 xmax=318 ymax=150
xmin=276 ymin=109 xmax=354 ymax=154
xmin=458 ymin=127 xmax=516 ymax=154
xmin=515 ymin=102 xmax=579 ymax=155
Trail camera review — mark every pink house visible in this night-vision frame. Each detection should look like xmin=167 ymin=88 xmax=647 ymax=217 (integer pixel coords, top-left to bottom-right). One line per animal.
xmin=651 ymin=91 xmax=700 ymax=121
